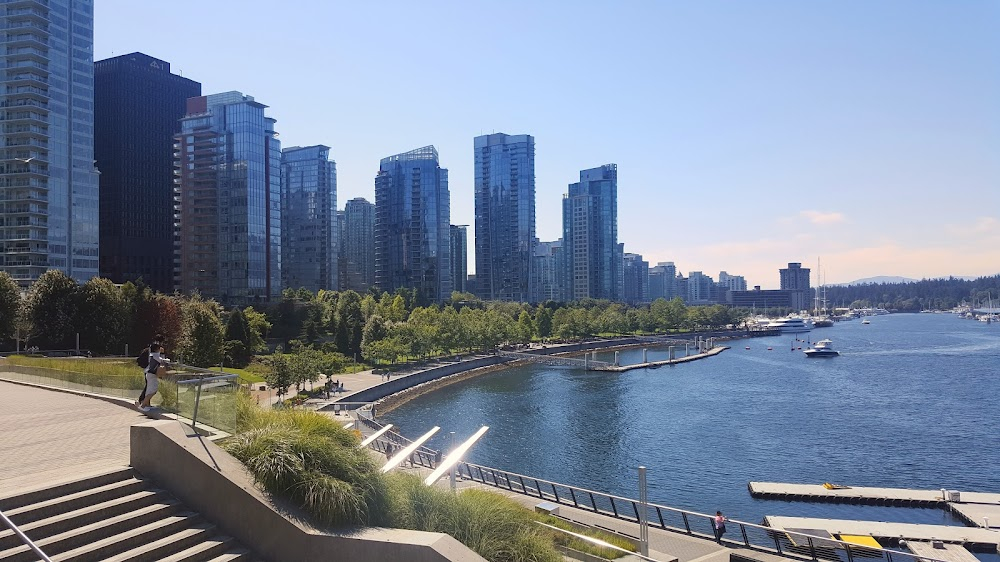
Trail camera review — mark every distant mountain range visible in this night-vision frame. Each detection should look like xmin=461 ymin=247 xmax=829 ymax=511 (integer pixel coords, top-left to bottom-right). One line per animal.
xmin=836 ymin=275 xmax=980 ymax=286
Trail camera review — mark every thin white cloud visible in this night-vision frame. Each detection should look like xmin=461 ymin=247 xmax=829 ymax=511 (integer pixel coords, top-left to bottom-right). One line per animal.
xmin=800 ymin=210 xmax=846 ymax=225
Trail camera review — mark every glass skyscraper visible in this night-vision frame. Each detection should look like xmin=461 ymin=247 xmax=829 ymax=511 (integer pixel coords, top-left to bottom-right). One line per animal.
xmin=450 ymin=224 xmax=467 ymax=294
xmin=175 ymin=92 xmax=281 ymax=303
xmin=473 ymin=133 xmax=535 ymax=302
xmin=622 ymin=252 xmax=649 ymax=304
xmin=0 ymin=0 xmax=100 ymax=286
xmin=341 ymin=197 xmax=374 ymax=293
xmin=374 ymin=146 xmax=451 ymax=303
xmin=94 ymin=53 xmax=200 ymax=293
xmin=562 ymin=164 xmax=621 ymax=301
xmin=280 ymin=145 xmax=337 ymax=293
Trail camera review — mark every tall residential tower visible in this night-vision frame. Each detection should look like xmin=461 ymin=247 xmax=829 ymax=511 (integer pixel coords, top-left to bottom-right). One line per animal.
xmin=374 ymin=146 xmax=451 ymax=303
xmin=561 ymin=165 xmax=621 ymax=301
xmin=1 ymin=0 xmax=100 ymax=286
xmin=280 ymin=145 xmax=337 ymax=293
xmin=95 ymin=53 xmax=200 ymax=292
xmin=174 ymin=92 xmax=281 ymax=303
xmin=450 ymin=224 xmax=467 ymax=294
xmin=473 ymin=133 xmax=535 ymax=302
xmin=341 ymin=197 xmax=374 ymax=293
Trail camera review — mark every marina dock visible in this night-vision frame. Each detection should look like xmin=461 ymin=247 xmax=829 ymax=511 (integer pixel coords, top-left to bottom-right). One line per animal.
xmin=906 ymin=541 xmax=981 ymax=562
xmin=748 ymin=482 xmax=1000 ymax=507
xmin=949 ymin=503 xmax=1000 ymax=528
xmin=764 ymin=516 xmax=1000 ymax=548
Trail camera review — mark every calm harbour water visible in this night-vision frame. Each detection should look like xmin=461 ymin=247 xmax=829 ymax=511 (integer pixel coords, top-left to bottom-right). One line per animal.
xmin=383 ymin=313 xmax=1000 ymax=530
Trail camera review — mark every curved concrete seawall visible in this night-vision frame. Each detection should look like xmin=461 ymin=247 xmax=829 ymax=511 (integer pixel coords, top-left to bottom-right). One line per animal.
xmin=338 ymin=330 xmax=755 ymax=412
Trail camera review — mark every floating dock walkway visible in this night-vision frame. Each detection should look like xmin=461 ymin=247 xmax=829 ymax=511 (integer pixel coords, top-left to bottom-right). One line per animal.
xmin=749 ymin=482 xmax=1000 ymax=508
xmin=764 ymin=516 xmax=1000 ymax=548
xmin=906 ymin=541 xmax=981 ymax=562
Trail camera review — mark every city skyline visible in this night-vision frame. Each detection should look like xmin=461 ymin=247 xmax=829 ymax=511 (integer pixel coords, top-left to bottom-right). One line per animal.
xmin=92 ymin=1 xmax=1000 ymax=287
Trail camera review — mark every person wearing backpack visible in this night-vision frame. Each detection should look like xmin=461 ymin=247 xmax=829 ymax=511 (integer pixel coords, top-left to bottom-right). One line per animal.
xmin=136 ymin=334 xmax=164 ymax=408
xmin=139 ymin=343 xmax=170 ymax=412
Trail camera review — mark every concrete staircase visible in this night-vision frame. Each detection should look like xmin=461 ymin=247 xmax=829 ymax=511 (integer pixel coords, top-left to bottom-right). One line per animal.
xmin=0 ymin=467 xmax=256 ymax=562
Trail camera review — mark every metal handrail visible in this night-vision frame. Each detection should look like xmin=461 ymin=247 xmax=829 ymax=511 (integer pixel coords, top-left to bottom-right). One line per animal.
xmin=456 ymin=460 xmax=951 ymax=562
xmin=536 ymin=522 xmax=659 ymax=562
xmin=0 ymin=508 xmax=53 ymax=562
xmin=355 ymin=418 xmax=950 ymax=562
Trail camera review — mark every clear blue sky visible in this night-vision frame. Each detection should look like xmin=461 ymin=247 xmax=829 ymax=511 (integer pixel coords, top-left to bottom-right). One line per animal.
xmin=95 ymin=1 xmax=999 ymax=287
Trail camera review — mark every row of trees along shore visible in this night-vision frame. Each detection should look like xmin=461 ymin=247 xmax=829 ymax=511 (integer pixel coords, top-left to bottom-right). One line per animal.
xmin=4 ymin=271 xmax=996 ymax=386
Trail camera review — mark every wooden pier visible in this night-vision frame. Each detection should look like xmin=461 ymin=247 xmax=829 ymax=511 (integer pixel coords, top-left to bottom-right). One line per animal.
xmin=748 ymin=482 xmax=1000 ymax=507
xmin=764 ymin=516 xmax=1000 ymax=548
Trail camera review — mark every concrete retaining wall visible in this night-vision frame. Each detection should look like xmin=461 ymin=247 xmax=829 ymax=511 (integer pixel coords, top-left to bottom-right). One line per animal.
xmin=130 ymin=420 xmax=485 ymax=562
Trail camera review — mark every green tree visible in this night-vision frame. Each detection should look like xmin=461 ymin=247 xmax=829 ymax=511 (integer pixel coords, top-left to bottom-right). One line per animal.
xmin=516 ymin=311 xmax=534 ymax=343
xmin=261 ymin=352 xmax=294 ymax=398
xmin=77 ymin=277 xmax=129 ymax=355
xmin=533 ymin=306 xmax=553 ymax=339
xmin=178 ymin=297 xmax=225 ymax=366
xmin=242 ymin=306 xmax=271 ymax=352
xmin=335 ymin=290 xmax=364 ymax=358
xmin=0 ymin=271 xmax=20 ymax=343
xmin=225 ymin=307 xmax=252 ymax=347
xmin=24 ymin=270 xmax=79 ymax=349
xmin=361 ymin=314 xmax=389 ymax=354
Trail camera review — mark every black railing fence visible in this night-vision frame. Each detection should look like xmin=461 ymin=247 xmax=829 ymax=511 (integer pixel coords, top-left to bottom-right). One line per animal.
xmin=356 ymin=417 xmax=948 ymax=562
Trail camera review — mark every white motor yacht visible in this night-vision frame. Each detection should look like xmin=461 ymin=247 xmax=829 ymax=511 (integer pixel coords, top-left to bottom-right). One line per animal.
xmin=767 ymin=317 xmax=813 ymax=333
xmin=804 ymin=339 xmax=839 ymax=357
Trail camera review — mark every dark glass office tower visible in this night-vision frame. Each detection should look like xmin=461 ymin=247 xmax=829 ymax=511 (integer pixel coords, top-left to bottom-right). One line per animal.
xmin=474 ymin=133 xmax=535 ymax=302
xmin=374 ymin=146 xmax=451 ymax=303
xmin=450 ymin=224 xmax=467 ymax=294
xmin=95 ymin=53 xmax=200 ymax=292
xmin=281 ymin=145 xmax=337 ymax=293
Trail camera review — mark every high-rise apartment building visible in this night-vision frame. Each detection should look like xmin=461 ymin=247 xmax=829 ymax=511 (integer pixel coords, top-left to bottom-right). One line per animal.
xmin=648 ymin=261 xmax=678 ymax=301
xmin=687 ymin=271 xmax=713 ymax=304
xmin=450 ymin=224 xmax=467 ymax=294
xmin=174 ymin=92 xmax=281 ymax=303
xmin=779 ymin=262 xmax=811 ymax=291
xmin=561 ymin=165 xmax=621 ymax=301
xmin=1 ymin=0 xmax=100 ymax=286
xmin=718 ymin=271 xmax=747 ymax=292
xmin=341 ymin=197 xmax=374 ymax=293
xmin=280 ymin=145 xmax=337 ymax=293
xmin=531 ymin=239 xmax=563 ymax=303
xmin=94 ymin=53 xmax=200 ymax=293
xmin=473 ymin=133 xmax=535 ymax=302
xmin=622 ymin=252 xmax=649 ymax=304
xmin=374 ymin=146 xmax=451 ymax=303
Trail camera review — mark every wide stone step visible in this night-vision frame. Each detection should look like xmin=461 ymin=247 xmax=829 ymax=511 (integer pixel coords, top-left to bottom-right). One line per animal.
xmin=48 ymin=512 xmax=202 ymax=562
xmin=203 ymin=550 xmax=255 ymax=562
xmin=3 ymin=478 xmax=148 ymax=526
xmin=0 ymin=467 xmax=134 ymax=512
xmin=0 ymin=489 xmax=168 ymax=551
xmin=0 ymin=503 xmax=187 ymax=562
xmin=95 ymin=522 xmax=220 ymax=562
xmin=151 ymin=535 xmax=239 ymax=562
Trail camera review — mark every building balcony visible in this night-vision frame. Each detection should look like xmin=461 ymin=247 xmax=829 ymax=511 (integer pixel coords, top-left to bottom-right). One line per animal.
xmin=5 ymin=45 xmax=48 ymax=61
xmin=3 ymin=31 xmax=47 ymax=50
xmin=5 ymin=6 xmax=50 ymax=23
xmin=5 ymin=72 xmax=48 ymax=87
xmin=1 ymin=112 xmax=48 ymax=126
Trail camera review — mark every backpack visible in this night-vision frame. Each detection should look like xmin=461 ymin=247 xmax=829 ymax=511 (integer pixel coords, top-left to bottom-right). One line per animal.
xmin=137 ymin=347 xmax=150 ymax=368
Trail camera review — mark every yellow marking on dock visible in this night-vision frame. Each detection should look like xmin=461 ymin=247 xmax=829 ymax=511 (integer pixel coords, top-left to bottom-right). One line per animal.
xmin=838 ymin=535 xmax=881 ymax=548
xmin=764 ymin=516 xmax=999 ymax=546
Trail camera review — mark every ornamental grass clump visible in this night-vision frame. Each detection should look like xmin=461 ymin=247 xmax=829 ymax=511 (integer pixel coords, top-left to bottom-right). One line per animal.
xmin=385 ymin=474 xmax=561 ymax=562
xmin=224 ymin=398 xmax=392 ymax=527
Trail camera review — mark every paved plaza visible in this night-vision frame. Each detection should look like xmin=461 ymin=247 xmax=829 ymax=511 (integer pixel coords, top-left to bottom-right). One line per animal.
xmin=0 ymin=380 xmax=140 ymax=494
